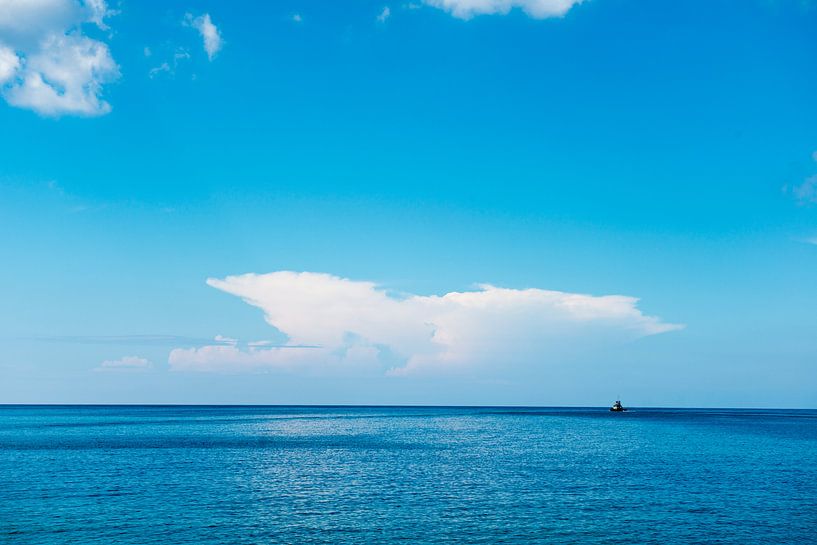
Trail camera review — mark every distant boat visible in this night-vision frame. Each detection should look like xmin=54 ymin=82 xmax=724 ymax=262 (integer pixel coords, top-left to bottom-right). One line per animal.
xmin=610 ymin=399 xmax=626 ymax=412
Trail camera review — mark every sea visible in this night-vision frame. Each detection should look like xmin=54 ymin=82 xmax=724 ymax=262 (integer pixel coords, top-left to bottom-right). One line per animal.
xmin=1 ymin=405 xmax=815 ymax=544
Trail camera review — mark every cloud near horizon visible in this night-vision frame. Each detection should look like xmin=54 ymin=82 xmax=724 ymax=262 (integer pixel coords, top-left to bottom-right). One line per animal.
xmin=0 ymin=0 xmax=119 ymax=116
xmin=168 ymin=271 xmax=682 ymax=375
xmin=422 ymin=0 xmax=584 ymax=19
xmin=95 ymin=355 xmax=152 ymax=372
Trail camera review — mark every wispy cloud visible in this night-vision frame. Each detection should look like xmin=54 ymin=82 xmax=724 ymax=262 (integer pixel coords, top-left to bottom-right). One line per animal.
xmin=377 ymin=6 xmax=392 ymax=22
xmin=24 ymin=334 xmax=314 ymax=349
xmin=0 ymin=0 xmax=119 ymax=116
xmin=184 ymin=12 xmax=223 ymax=61
xmin=792 ymin=176 xmax=817 ymax=205
xmin=786 ymin=151 xmax=817 ymax=205
xmin=148 ymin=48 xmax=191 ymax=78
xmin=169 ymin=271 xmax=682 ymax=375
xmin=94 ymin=356 xmax=152 ymax=372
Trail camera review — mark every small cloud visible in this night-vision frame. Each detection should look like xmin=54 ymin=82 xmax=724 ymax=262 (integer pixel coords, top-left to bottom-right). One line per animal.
xmin=95 ymin=356 xmax=152 ymax=372
xmin=184 ymin=12 xmax=223 ymax=61
xmin=403 ymin=2 xmax=422 ymax=9
xmin=377 ymin=6 xmax=391 ymax=22
xmin=214 ymin=334 xmax=238 ymax=345
xmin=423 ymin=0 xmax=583 ymax=19
xmin=149 ymin=62 xmax=171 ymax=78
xmin=292 ymin=13 xmax=303 ymax=23
xmin=143 ymin=46 xmax=152 ymax=57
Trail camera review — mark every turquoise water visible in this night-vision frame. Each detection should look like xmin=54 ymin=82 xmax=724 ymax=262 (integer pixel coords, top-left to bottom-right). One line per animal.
xmin=1 ymin=406 xmax=815 ymax=544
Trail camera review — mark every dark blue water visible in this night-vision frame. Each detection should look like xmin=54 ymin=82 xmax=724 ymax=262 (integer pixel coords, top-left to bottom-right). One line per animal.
xmin=1 ymin=406 xmax=815 ymax=544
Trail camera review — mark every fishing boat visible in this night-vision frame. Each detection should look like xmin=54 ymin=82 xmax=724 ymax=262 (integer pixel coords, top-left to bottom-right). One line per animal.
xmin=610 ymin=399 xmax=626 ymax=412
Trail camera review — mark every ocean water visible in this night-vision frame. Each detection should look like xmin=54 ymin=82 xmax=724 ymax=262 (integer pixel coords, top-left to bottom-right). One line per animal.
xmin=1 ymin=406 xmax=815 ymax=544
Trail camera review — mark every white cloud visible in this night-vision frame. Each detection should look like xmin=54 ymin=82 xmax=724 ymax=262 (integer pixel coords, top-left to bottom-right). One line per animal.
xmin=0 ymin=0 xmax=119 ymax=116
xmin=292 ymin=13 xmax=303 ymax=23
xmin=423 ymin=0 xmax=583 ymax=19
xmin=95 ymin=355 xmax=152 ymax=372
xmin=169 ymin=271 xmax=682 ymax=375
xmin=184 ymin=12 xmax=222 ymax=61
xmin=377 ymin=7 xmax=392 ymax=22
xmin=5 ymin=34 xmax=118 ymax=116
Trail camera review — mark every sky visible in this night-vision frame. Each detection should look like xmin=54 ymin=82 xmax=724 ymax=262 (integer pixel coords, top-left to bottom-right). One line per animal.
xmin=1 ymin=0 xmax=816 ymax=407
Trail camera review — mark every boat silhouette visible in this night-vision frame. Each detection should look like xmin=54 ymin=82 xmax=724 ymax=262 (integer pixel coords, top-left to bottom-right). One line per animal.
xmin=610 ymin=399 xmax=627 ymax=412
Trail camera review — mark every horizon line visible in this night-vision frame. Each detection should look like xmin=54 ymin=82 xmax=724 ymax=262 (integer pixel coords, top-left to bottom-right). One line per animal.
xmin=1 ymin=403 xmax=814 ymax=411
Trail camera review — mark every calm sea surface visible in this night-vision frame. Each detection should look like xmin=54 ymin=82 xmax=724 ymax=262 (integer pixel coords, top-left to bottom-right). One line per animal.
xmin=1 ymin=406 xmax=815 ymax=544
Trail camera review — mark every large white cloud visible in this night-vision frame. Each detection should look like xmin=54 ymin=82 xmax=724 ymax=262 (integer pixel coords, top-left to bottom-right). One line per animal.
xmin=0 ymin=0 xmax=119 ymax=116
xmin=169 ymin=271 xmax=682 ymax=375
xmin=423 ymin=0 xmax=584 ymax=19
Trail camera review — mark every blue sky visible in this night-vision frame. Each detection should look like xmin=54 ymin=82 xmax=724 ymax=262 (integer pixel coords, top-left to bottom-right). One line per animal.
xmin=1 ymin=0 xmax=816 ymax=406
